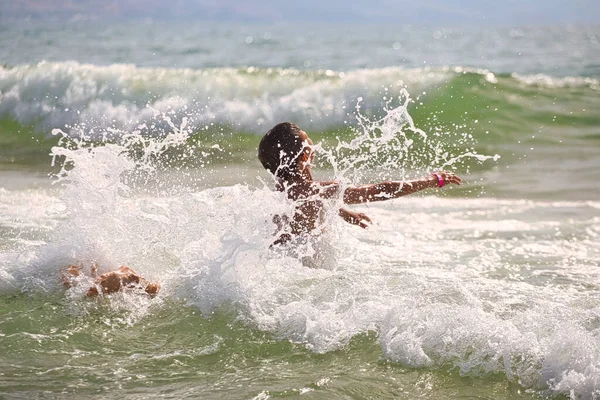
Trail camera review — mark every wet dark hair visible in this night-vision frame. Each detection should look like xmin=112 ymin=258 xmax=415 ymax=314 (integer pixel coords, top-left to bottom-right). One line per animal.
xmin=258 ymin=122 xmax=306 ymax=180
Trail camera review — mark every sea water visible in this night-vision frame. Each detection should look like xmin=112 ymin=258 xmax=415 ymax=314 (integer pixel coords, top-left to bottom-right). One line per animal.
xmin=1 ymin=20 xmax=599 ymax=399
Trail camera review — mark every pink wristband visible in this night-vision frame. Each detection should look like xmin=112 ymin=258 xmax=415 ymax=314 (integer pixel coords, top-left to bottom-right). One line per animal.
xmin=433 ymin=173 xmax=445 ymax=187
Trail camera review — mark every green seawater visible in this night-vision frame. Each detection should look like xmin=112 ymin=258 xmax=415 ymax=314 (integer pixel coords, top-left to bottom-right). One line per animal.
xmin=0 ymin=294 xmax=543 ymax=400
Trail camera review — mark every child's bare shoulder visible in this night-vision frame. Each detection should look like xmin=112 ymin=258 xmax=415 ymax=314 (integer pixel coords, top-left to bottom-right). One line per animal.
xmin=316 ymin=180 xmax=342 ymax=198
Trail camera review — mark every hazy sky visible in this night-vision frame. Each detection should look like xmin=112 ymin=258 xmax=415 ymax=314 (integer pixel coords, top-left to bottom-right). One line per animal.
xmin=2 ymin=0 xmax=599 ymax=25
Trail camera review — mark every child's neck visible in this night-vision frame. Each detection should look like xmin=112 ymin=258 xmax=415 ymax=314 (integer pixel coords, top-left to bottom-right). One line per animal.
xmin=277 ymin=169 xmax=315 ymax=200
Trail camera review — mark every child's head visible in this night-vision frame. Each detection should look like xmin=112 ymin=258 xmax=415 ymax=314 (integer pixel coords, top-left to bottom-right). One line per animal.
xmin=258 ymin=122 xmax=314 ymax=180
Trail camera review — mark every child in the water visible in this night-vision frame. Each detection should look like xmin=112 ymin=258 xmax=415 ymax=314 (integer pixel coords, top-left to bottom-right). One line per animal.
xmin=62 ymin=263 xmax=160 ymax=297
xmin=258 ymin=122 xmax=462 ymax=245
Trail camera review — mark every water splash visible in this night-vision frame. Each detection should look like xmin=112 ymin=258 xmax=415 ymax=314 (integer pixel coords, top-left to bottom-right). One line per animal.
xmin=317 ymin=88 xmax=499 ymax=186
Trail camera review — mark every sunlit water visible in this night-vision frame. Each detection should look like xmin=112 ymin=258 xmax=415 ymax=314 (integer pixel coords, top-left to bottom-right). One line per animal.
xmin=1 ymin=21 xmax=599 ymax=399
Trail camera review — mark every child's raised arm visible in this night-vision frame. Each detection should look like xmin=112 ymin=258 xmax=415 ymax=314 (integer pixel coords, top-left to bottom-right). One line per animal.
xmin=343 ymin=172 xmax=462 ymax=205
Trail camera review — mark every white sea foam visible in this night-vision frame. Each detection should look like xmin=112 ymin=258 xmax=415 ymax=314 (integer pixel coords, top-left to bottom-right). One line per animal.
xmin=5 ymin=147 xmax=597 ymax=397
xmin=0 ymin=61 xmax=449 ymax=134
xmin=2 ymin=154 xmax=599 ymax=398
xmin=512 ymin=73 xmax=600 ymax=90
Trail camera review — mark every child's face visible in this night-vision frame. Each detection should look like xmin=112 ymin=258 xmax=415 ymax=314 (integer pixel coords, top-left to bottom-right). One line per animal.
xmin=300 ymin=131 xmax=315 ymax=167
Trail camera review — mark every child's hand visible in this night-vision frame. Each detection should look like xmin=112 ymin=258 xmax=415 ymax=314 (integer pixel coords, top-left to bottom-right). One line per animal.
xmin=432 ymin=171 xmax=462 ymax=186
xmin=339 ymin=208 xmax=372 ymax=229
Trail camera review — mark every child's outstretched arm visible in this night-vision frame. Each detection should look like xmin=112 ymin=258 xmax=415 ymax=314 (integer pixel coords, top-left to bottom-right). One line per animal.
xmin=343 ymin=172 xmax=461 ymax=205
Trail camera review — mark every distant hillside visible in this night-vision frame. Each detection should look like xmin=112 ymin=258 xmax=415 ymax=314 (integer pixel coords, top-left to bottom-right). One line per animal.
xmin=0 ymin=0 xmax=274 ymax=21
xmin=0 ymin=0 xmax=596 ymax=24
